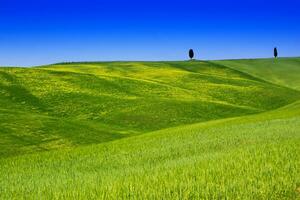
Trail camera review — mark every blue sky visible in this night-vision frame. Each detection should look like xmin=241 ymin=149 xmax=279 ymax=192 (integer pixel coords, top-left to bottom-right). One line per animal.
xmin=0 ymin=0 xmax=299 ymax=66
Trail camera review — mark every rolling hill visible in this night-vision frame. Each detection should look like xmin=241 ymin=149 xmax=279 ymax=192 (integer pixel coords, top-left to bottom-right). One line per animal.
xmin=0 ymin=58 xmax=299 ymax=199
xmin=212 ymin=57 xmax=300 ymax=90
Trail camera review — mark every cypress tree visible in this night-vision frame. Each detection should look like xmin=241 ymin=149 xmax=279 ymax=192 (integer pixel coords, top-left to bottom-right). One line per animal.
xmin=189 ymin=49 xmax=194 ymax=60
xmin=274 ymin=47 xmax=278 ymax=58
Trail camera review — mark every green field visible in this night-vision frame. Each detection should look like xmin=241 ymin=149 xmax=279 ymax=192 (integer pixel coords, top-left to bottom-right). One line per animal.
xmin=0 ymin=58 xmax=300 ymax=199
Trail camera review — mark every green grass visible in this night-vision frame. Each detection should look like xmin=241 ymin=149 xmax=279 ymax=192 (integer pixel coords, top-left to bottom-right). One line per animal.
xmin=212 ymin=57 xmax=300 ymax=90
xmin=0 ymin=58 xmax=300 ymax=199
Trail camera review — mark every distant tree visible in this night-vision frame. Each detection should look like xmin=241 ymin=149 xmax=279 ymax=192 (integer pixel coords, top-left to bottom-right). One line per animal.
xmin=274 ymin=47 xmax=278 ymax=58
xmin=189 ymin=49 xmax=194 ymax=60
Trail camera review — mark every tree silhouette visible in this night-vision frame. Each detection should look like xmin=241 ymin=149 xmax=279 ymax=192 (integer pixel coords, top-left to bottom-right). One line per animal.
xmin=189 ymin=49 xmax=194 ymax=60
xmin=274 ymin=47 xmax=278 ymax=58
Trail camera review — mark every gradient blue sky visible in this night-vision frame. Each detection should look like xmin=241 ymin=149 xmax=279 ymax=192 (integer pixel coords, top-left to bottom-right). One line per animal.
xmin=0 ymin=0 xmax=299 ymax=66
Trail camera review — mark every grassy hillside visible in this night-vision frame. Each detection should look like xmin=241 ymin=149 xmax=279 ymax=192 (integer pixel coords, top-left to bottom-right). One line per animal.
xmin=212 ymin=57 xmax=300 ymax=90
xmin=0 ymin=92 xmax=299 ymax=199
xmin=1 ymin=61 xmax=299 ymax=157
xmin=0 ymin=58 xmax=300 ymax=199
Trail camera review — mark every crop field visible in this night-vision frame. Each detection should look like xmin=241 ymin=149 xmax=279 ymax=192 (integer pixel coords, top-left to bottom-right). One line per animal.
xmin=0 ymin=58 xmax=300 ymax=199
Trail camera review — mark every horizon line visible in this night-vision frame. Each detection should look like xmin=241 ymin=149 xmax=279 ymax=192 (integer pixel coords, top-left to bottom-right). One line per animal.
xmin=1 ymin=56 xmax=299 ymax=68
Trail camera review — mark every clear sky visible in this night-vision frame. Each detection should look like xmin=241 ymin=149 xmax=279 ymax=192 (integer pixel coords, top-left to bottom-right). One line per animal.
xmin=0 ymin=0 xmax=299 ymax=66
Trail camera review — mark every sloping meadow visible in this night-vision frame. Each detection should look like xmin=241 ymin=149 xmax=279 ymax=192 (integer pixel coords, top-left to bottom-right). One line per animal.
xmin=1 ymin=61 xmax=299 ymax=156
xmin=0 ymin=94 xmax=299 ymax=199
xmin=0 ymin=58 xmax=300 ymax=199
